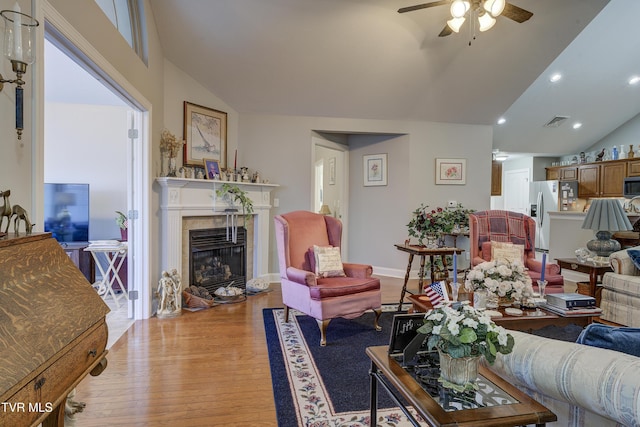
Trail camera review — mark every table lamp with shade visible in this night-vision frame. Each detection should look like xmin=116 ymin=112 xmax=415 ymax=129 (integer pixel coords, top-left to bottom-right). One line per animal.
xmin=581 ymin=198 xmax=632 ymax=263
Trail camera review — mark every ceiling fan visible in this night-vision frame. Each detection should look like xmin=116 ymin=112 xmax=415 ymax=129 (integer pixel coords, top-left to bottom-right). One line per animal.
xmin=398 ymin=0 xmax=533 ymax=37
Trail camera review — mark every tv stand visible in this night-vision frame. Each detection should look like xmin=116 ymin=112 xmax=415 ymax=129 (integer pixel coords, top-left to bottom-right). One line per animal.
xmin=61 ymin=242 xmax=95 ymax=283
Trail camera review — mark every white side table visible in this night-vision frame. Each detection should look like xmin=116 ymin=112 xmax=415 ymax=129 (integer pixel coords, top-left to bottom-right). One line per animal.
xmin=84 ymin=242 xmax=128 ymax=308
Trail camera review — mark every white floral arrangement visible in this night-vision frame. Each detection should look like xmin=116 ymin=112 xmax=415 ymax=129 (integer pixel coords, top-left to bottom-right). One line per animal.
xmin=417 ymin=303 xmax=514 ymax=364
xmin=464 ymin=259 xmax=534 ymax=301
xmin=160 ymin=129 xmax=185 ymax=158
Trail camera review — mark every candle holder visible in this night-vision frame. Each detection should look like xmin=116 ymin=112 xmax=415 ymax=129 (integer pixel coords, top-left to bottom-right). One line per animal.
xmin=0 ymin=9 xmax=39 ymax=140
xmin=537 ymin=280 xmax=548 ymax=298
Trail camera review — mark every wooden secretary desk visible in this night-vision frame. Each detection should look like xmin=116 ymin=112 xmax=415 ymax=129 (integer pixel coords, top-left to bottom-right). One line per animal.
xmin=0 ymin=233 xmax=110 ymax=427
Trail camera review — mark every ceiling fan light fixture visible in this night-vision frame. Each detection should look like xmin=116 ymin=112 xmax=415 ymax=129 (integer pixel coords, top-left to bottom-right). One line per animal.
xmin=484 ymin=0 xmax=506 ymax=17
xmin=450 ymin=0 xmax=470 ymax=18
xmin=478 ymin=12 xmax=496 ymax=32
xmin=447 ymin=16 xmax=466 ymax=33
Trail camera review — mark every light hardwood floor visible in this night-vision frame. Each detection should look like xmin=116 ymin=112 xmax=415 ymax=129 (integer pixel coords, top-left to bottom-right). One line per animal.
xmin=72 ymin=276 xmax=415 ymax=426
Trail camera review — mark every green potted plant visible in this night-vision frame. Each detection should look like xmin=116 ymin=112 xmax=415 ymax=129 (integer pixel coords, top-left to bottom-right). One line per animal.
xmin=115 ymin=211 xmax=128 ymax=241
xmin=418 ymin=303 xmax=514 ymax=390
xmin=407 ymin=203 xmax=475 ymax=247
xmin=215 ymin=183 xmax=254 ymax=219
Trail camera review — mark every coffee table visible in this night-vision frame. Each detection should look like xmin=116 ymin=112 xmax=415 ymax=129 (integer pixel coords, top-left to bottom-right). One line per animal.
xmin=367 ymin=345 xmax=556 ymax=427
xmin=409 ymin=294 xmax=599 ymax=332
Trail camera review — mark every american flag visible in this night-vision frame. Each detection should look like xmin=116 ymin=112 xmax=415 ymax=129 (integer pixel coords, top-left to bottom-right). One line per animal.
xmin=424 ymin=281 xmax=449 ymax=307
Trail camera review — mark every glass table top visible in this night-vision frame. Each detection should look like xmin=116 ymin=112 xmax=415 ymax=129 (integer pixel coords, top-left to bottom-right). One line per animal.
xmin=391 ymin=351 xmax=518 ymax=412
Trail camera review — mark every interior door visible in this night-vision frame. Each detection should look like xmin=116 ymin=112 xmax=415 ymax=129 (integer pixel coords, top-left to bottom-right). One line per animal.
xmin=504 ymin=169 xmax=530 ymax=214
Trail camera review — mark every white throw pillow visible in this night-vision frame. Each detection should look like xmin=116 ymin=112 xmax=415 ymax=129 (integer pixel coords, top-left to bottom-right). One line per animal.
xmin=491 ymin=241 xmax=525 ymax=264
xmin=313 ymin=245 xmax=346 ymax=278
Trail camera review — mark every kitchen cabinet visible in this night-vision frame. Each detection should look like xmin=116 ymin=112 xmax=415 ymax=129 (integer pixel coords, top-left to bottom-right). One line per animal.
xmin=628 ymin=160 xmax=640 ymax=176
xmin=560 ymin=167 xmax=578 ymax=180
xmin=578 ymin=164 xmax=599 ymax=197
xmin=491 ymin=160 xmax=502 ymax=196
xmin=600 ymin=161 xmax=626 ymax=196
xmin=546 ymin=166 xmax=577 ymax=181
xmin=577 ymin=162 xmax=626 ymax=198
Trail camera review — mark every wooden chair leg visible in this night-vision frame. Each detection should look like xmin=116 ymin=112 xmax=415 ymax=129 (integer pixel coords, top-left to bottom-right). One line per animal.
xmin=317 ymin=319 xmax=331 ymax=346
xmin=373 ymin=308 xmax=382 ymax=331
xmin=284 ymin=305 xmax=290 ymax=322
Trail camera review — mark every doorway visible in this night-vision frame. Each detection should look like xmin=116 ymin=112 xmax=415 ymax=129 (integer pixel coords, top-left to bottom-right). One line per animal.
xmin=312 ymin=136 xmax=349 ymax=257
xmin=42 ymin=18 xmax=150 ymax=322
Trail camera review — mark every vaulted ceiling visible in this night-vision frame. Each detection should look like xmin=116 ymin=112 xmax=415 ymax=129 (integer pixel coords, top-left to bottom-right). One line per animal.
xmin=147 ymin=0 xmax=639 ymax=157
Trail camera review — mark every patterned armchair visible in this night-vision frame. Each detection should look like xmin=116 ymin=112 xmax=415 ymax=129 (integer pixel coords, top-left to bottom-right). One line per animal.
xmin=274 ymin=211 xmax=382 ymax=346
xmin=469 ymin=210 xmax=564 ymax=293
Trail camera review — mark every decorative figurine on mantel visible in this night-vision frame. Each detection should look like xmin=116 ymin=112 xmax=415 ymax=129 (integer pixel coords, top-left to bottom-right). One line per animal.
xmin=157 ymin=269 xmax=183 ymax=318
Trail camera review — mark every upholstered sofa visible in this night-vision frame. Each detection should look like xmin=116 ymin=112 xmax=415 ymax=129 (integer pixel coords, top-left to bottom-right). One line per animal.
xmin=486 ymin=330 xmax=640 ymax=427
xmin=600 ymin=247 xmax=640 ymax=327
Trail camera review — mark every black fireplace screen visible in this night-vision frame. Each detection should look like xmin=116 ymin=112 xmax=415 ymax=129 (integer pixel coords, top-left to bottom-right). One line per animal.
xmin=189 ymin=227 xmax=246 ymax=294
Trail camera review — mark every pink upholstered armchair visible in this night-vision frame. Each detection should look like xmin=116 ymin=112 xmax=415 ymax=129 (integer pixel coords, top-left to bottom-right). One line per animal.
xmin=469 ymin=210 xmax=565 ymax=294
xmin=274 ymin=211 xmax=382 ymax=346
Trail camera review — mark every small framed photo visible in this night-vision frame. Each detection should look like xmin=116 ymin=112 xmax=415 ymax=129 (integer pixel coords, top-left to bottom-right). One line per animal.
xmin=183 ymin=101 xmax=227 ymax=168
xmin=363 ymin=154 xmax=387 ymax=186
xmin=203 ymin=159 xmax=220 ymax=180
xmin=435 ymin=158 xmax=466 ymax=185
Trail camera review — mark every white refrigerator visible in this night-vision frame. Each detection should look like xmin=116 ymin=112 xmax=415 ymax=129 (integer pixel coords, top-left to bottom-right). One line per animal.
xmin=529 ymin=180 xmax=559 ymax=252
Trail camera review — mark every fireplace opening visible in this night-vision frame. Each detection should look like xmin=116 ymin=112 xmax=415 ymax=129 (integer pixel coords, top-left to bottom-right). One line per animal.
xmin=189 ymin=227 xmax=246 ymax=294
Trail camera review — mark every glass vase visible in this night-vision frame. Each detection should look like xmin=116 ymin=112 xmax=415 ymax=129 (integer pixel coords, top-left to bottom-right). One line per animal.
xmin=437 ymin=348 xmax=480 ymax=389
xmin=167 ymin=157 xmax=177 ymax=177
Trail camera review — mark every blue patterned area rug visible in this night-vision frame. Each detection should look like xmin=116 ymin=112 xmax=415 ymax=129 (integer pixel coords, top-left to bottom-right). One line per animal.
xmin=263 ymin=305 xmax=585 ymax=427
xmin=263 ymin=306 xmax=416 ymax=427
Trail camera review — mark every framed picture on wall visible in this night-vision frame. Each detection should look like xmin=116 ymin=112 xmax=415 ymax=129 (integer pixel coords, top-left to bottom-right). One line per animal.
xmin=435 ymin=158 xmax=466 ymax=185
xmin=183 ymin=101 xmax=227 ymax=168
xmin=363 ymin=154 xmax=387 ymax=186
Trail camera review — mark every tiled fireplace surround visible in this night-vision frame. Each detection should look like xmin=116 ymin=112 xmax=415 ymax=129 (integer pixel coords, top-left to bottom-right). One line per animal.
xmin=157 ymin=178 xmax=277 ymax=288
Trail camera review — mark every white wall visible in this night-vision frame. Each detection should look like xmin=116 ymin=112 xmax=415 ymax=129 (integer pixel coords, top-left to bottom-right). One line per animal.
xmin=585 ymin=112 xmax=640 ymax=157
xmin=239 ymin=115 xmax=493 ymax=276
xmin=162 ymin=60 xmax=239 ymax=172
xmin=0 ymin=0 xmax=35 ymax=217
xmin=44 ymin=103 xmax=128 ymax=240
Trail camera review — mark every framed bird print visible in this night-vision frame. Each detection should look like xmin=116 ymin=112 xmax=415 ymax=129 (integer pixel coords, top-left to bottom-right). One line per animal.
xmin=183 ymin=101 xmax=227 ymax=168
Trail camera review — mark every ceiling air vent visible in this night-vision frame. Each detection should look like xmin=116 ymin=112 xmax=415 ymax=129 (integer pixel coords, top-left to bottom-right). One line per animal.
xmin=544 ymin=116 xmax=569 ymax=128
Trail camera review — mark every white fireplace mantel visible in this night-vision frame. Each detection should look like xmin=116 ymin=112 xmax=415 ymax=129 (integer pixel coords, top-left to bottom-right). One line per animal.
xmin=156 ymin=177 xmax=278 ymax=281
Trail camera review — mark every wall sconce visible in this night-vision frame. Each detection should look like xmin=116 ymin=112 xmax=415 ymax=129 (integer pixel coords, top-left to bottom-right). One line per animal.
xmin=0 ymin=5 xmax=39 ymax=140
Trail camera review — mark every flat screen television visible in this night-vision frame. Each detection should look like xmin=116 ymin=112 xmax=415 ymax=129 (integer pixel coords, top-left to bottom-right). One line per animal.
xmin=44 ymin=183 xmax=90 ymax=243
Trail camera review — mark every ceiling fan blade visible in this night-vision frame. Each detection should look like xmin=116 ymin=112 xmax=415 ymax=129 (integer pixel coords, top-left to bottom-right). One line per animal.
xmin=438 ymin=25 xmax=453 ymax=37
xmin=502 ymin=2 xmax=533 ymax=23
xmin=398 ymin=0 xmax=449 ymax=14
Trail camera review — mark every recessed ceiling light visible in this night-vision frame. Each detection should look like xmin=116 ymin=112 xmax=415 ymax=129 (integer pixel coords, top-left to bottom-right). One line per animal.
xmin=573 ymin=122 xmax=582 ymax=129
xmin=497 ymin=117 xmax=506 ymax=125
xmin=549 ymin=73 xmax=562 ymax=83
xmin=629 ymin=75 xmax=640 ymax=85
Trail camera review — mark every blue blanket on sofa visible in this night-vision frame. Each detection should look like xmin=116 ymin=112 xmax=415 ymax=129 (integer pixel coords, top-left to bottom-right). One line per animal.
xmin=576 ymin=323 xmax=640 ymax=357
